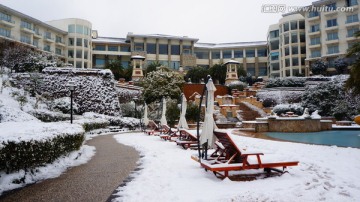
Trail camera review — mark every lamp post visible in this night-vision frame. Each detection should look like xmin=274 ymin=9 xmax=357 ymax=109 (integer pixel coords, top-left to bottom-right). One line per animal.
xmin=133 ymin=96 xmax=138 ymax=119
xmin=67 ymin=81 xmax=76 ymax=124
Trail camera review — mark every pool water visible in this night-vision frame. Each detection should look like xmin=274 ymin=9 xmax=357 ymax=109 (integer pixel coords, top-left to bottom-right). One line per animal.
xmin=266 ymin=130 xmax=360 ymax=148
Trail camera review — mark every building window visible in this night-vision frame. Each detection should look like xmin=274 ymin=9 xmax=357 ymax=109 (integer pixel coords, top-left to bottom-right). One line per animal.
xmin=270 ymin=52 xmax=279 ymax=61
xmin=283 ymin=22 xmax=289 ymax=32
xmin=147 ymin=43 xmax=156 ymax=54
xmin=327 ymin=32 xmax=338 ymax=41
xmin=326 ymin=19 xmax=337 ymax=27
xmin=270 ymin=30 xmax=279 ymax=39
xmin=159 ymin=44 xmax=168 ymax=55
xmin=76 ymin=38 xmax=82 ymax=46
xmin=0 ymin=27 xmax=10 ymax=38
xmin=346 ymin=14 xmax=359 ymax=23
xmin=212 ymin=51 xmax=221 ymax=59
xmin=258 ymin=63 xmax=267 ymax=76
xmin=84 ymin=51 xmax=88 ymax=59
xmin=308 ymin=11 xmax=319 ymax=18
xmin=120 ymin=46 xmax=130 ymax=52
xmin=76 ymin=25 xmax=84 ymax=34
xmin=171 ymin=45 xmax=180 ymax=55
xmin=285 ymin=58 xmax=290 ymax=67
xmin=68 ymin=38 xmax=74 ymax=46
xmin=292 ymin=58 xmax=299 ymax=66
xmin=170 ymin=61 xmax=180 ymax=70
xmin=285 ymin=47 xmax=290 ymax=56
xmin=108 ymin=46 xmax=118 ymax=51
xmin=257 ymin=49 xmax=267 ymax=57
xmin=20 ymin=35 xmax=31 ymax=44
xmin=33 ymin=39 xmax=39 ymax=48
xmin=291 ymin=33 xmax=298 ymax=43
xmin=310 ymin=37 xmax=321 ymax=45
xmin=76 ymin=50 xmax=82 ymax=58
xmin=270 ymin=41 xmax=279 ymax=50
xmin=246 ymin=49 xmax=255 ymax=58
xmin=326 ymin=3 xmax=337 ymax=11
xmin=21 ymin=20 xmax=31 ymax=30
xmin=122 ymin=61 xmax=130 ymax=68
xmin=284 ymin=34 xmax=289 ymax=45
xmin=76 ymin=61 xmax=82 ymax=68
xmin=195 ymin=51 xmax=209 ymax=59
xmin=328 ymin=45 xmax=339 ymax=54
xmin=292 ymin=46 xmax=299 ymax=55
xmin=347 ymin=27 xmax=359 ymax=37
xmin=68 ymin=24 xmax=75 ymax=33
xmin=0 ymin=12 xmax=12 ymax=22
xmin=310 ymin=24 xmax=320 ymax=32
xmin=84 ymin=39 xmax=88 ymax=48
xmin=135 ymin=43 xmax=144 ymax=51
xmin=43 ymin=44 xmax=51 ymax=52
xmin=291 ymin=21 xmax=298 ymax=30
xmin=68 ymin=50 xmax=74 ymax=58
xmin=347 ymin=0 xmax=358 ymax=7
xmin=55 ymin=48 xmax=62 ymax=55
xmin=95 ymin=58 xmax=105 ymax=68
xmin=234 ymin=50 xmax=243 ymax=58
xmin=56 ymin=36 xmax=62 ymax=43
xmin=44 ymin=32 xmax=52 ymax=40
xmin=300 ymin=32 xmax=305 ymax=43
xmin=182 ymin=45 xmax=192 ymax=54
xmin=246 ymin=63 xmax=255 ymax=76
xmin=272 ymin=63 xmax=280 ymax=71
xmin=223 ymin=50 xmax=232 ymax=58
xmin=311 ymin=50 xmax=321 ymax=58
xmin=301 ymin=46 xmax=306 ymax=54
xmin=160 ymin=61 xmax=168 ymax=67
xmin=94 ymin=45 xmax=106 ymax=51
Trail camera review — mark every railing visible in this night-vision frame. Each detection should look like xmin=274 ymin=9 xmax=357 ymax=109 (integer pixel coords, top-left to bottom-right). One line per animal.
xmin=0 ymin=17 xmax=15 ymax=24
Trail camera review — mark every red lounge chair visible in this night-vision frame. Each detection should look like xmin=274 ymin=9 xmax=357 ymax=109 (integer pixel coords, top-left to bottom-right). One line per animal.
xmin=144 ymin=120 xmax=163 ymax=135
xmin=176 ymin=129 xmax=200 ymax=149
xmin=192 ymin=130 xmax=299 ymax=178
xmin=159 ymin=125 xmax=178 ymax=141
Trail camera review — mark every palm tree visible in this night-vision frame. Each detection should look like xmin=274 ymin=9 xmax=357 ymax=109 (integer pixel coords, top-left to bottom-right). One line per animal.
xmin=105 ymin=59 xmax=124 ymax=80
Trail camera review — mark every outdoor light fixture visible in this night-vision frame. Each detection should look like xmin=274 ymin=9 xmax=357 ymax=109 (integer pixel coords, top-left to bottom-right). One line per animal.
xmin=133 ymin=96 xmax=138 ymax=119
xmin=67 ymin=81 xmax=76 ymax=124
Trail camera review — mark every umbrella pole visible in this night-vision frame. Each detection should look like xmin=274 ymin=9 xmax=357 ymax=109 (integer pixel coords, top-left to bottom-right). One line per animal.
xmin=197 ymin=80 xmax=207 ymax=162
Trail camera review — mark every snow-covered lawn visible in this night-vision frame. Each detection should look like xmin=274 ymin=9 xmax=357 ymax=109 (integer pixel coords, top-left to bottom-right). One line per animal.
xmin=114 ymin=132 xmax=360 ymax=202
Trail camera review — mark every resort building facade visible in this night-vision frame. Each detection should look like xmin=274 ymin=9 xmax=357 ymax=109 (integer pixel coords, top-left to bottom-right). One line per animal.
xmin=1 ymin=0 xmax=359 ymax=78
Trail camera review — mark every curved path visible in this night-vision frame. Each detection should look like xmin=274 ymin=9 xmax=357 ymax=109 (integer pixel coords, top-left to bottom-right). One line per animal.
xmin=1 ymin=134 xmax=139 ymax=202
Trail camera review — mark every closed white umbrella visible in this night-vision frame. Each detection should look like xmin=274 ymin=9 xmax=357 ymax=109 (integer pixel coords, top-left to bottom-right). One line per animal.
xmin=160 ymin=98 xmax=167 ymax=126
xmin=200 ymin=78 xmax=217 ymax=148
xmin=178 ymin=94 xmax=189 ymax=129
xmin=143 ymin=103 xmax=149 ymax=125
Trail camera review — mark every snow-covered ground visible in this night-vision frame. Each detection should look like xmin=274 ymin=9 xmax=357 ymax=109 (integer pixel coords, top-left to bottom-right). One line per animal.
xmin=113 ymin=132 xmax=360 ymax=202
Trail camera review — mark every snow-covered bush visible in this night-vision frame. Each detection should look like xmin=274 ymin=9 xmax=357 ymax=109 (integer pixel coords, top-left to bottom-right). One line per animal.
xmin=262 ymin=98 xmax=276 ymax=108
xmin=265 ymin=77 xmax=306 ymax=88
xmin=301 ymin=77 xmax=360 ymax=120
xmin=310 ymin=60 xmax=328 ymax=75
xmin=257 ymin=90 xmax=303 ymax=105
xmin=0 ymin=105 xmax=39 ymax=123
xmin=227 ymin=81 xmax=247 ymax=92
xmin=82 ymin=112 xmax=139 ymax=128
xmin=30 ymin=109 xmax=70 ymax=122
xmin=117 ymin=87 xmax=142 ymax=103
xmin=49 ymin=97 xmax=79 ymax=114
xmin=334 ymin=57 xmax=348 ymax=74
xmin=73 ymin=118 xmax=110 ymax=132
xmin=120 ymin=102 xmax=135 ymax=117
xmin=0 ymin=122 xmax=84 ymax=174
xmin=273 ymin=104 xmax=304 ymax=116
xmin=166 ymin=99 xmax=180 ymax=127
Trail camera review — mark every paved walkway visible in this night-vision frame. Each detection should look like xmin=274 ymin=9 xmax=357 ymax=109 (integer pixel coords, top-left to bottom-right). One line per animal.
xmin=0 ymin=134 xmax=139 ymax=202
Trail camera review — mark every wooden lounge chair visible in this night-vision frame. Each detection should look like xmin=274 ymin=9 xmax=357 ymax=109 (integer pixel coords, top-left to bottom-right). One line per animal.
xmin=144 ymin=120 xmax=162 ymax=135
xmin=176 ymin=129 xmax=200 ymax=149
xmin=192 ymin=130 xmax=299 ymax=178
xmin=159 ymin=124 xmax=178 ymax=141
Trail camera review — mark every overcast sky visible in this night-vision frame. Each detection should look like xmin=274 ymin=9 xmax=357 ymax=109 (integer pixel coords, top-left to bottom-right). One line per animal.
xmin=2 ymin=0 xmax=315 ymax=43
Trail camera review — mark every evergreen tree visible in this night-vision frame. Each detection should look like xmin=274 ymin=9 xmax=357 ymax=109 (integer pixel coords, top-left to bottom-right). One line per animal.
xmin=105 ymin=59 xmax=124 ymax=81
xmin=310 ymin=59 xmax=328 ymax=75
xmin=184 ymin=66 xmax=209 ymax=83
xmin=334 ymin=57 xmax=348 ymax=74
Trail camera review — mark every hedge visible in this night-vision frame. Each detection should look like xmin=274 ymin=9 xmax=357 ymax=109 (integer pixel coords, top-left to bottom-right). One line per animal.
xmin=0 ymin=132 xmax=84 ymax=174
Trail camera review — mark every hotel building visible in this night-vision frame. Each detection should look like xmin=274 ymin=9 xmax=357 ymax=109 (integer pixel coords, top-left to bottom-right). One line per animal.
xmin=0 ymin=0 xmax=359 ymax=79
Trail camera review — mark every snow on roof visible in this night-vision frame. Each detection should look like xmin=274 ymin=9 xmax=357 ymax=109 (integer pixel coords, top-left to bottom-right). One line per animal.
xmin=225 ymin=60 xmax=240 ymax=64
xmin=195 ymin=41 xmax=267 ymax=49
xmin=92 ymin=37 xmax=128 ymax=44
xmin=131 ymin=55 xmax=146 ymax=60
xmin=126 ymin=33 xmax=199 ymax=42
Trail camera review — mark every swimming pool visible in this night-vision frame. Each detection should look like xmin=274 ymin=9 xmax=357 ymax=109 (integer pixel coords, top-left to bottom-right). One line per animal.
xmin=266 ymin=130 xmax=360 ymax=148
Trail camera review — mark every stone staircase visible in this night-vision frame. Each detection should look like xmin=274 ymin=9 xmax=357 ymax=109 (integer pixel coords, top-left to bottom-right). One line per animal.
xmin=238 ymin=102 xmax=262 ymax=121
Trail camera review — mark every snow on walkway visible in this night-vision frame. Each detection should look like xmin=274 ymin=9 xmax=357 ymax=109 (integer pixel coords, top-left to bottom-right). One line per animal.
xmin=114 ymin=132 xmax=360 ymax=202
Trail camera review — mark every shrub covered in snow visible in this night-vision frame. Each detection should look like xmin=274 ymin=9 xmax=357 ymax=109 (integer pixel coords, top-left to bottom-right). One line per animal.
xmin=9 ymin=68 xmax=121 ymax=116
xmin=0 ymin=105 xmax=39 ymax=123
xmin=120 ymin=102 xmax=135 ymax=117
xmin=30 ymin=109 xmax=70 ymax=122
xmin=73 ymin=118 xmax=110 ymax=132
xmin=227 ymin=81 xmax=247 ymax=92
xmin=302 ymin=77 xmax=360 ymax=119
xmin=310 ymin=60 xmax=328 ymax=75
xmin=117 ymin=87 xmax=142 ymax=104
xmin=265 ymin=77 xmax=306 ymax=88
xmin=273 ymin=104 xmax=304 ymax=116
xmin=0 ymin=122 xmax=84 ymax=174
xmin=257 ymin=90 xmax=303 ymax=105
xmin=82 ymin=112 xmax=140 ymax=128
xmin=262 ymin=98 xmax=276 ymax=108
xmin=49 ymin=97 xmax=79 ymax=114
